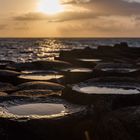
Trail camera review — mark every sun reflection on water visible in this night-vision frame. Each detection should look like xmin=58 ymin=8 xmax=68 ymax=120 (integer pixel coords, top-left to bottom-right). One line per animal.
xmin=0 ymin=39 xmax=78 ymax=63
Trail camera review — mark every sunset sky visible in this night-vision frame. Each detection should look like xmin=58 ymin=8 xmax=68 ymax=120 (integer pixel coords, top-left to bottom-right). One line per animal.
xmin=0 ymin=0 xmax=140 ymax=37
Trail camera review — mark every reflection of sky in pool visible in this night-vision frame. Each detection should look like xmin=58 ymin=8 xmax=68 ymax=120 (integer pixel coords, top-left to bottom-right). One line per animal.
xmin=101 ymin=68 xmax=137 ymax=73
xmin=21 ymin=70 xmax=58 ymax=74
xmin=73 ymin=85 xmax=140 ymax=95
xmin=62 ymin=68 xmax=92 ymax=73
xmin=78 ymin=59 xmax=101 ymax=62
xmin=7 ymin=103 xmax=66 ymax=116
xmin=19 ymin=74 xmax=63 ymax=81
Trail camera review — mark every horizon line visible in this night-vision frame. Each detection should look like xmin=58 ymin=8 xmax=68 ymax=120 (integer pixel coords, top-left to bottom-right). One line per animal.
xmin=0 ymin=37 xmax=140 ymax=39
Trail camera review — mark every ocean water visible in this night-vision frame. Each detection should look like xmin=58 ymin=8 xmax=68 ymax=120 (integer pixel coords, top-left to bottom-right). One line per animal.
xmin=0 ymin=38 xmax=140 ymax=63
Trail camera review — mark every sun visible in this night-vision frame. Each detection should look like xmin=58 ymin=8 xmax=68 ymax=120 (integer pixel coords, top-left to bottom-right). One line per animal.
xmin=38 ymin=0 xmax=64 ymax=15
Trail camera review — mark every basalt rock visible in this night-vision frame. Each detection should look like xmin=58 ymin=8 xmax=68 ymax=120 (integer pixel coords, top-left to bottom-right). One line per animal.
xmin=59 ymin=43 xmax=140 ymax=63
xmin=59 ymin=47 xmax=97 ymax=60
xmin=7 ymin=60 xmax=72 ymax=71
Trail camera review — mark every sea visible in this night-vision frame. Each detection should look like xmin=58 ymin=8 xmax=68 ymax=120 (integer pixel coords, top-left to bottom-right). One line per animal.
xmin=0 ymin=38 xmax=140 ymax=63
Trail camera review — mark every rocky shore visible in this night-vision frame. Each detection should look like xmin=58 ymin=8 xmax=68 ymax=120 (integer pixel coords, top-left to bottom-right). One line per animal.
xmin=0 ymin=42 xmax=140 ymax=140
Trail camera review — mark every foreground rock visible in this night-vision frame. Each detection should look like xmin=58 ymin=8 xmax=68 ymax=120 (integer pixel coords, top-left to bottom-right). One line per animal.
xmin=0 ymin=97 xmax=89 ymax=140
xmin=93 ymin=106 xmax=140 ymax=140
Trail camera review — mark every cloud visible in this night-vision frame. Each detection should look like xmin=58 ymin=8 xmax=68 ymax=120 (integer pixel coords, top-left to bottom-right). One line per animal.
xmin=123 ymin=0 xmax=140 ymax=3
xmin=59 ymin=15 xmax=140 ymax=37
xmin=13 ymin=9 xmax=96 ymax=22
xmin=2 ymin=0 xmax=140 ymax=37
xmin=13 ymin=22 xmax=29 ymax=30
xmin=0 ymin=24 xmax=7 ymax=30
xmin=13 ymin=0 xmax=140 ymax=23
xmin=75 ymin=0 xmax=91 ymax=3
xmin=63 ymin=0 xmax=140 ymax=15
xmin=61 ymin=0 xmax=91 ymax=4
xmin=14 ymin=13 xmax=49 ymax=21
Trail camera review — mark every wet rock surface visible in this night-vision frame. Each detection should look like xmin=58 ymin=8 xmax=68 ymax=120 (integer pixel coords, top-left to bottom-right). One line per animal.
xmin=0 ymin=97 xmax=88 ymax=140
xmin=0 ymin=42 xmax=140 ymax=140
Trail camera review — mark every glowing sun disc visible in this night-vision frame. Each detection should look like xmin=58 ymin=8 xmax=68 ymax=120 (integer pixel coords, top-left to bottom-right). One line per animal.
xmin=38 ymin=0 xmax=64 ymax=15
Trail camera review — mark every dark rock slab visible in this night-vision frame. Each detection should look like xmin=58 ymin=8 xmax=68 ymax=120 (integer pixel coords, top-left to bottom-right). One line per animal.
xmin=0 ymin=69 xmax=20 ymax=77
xmin=73 ymin=58 xmax=102 ymax=68
xmin=0 ymin=60 xmax=15 ymax=69
xmin=0 ymin=70 xmax=21 ymax=84
xmin=59 ymin=47 xmax=98 ymax=60
xmin=58 ymin=57 xmax=98 ymax=68
xmin=7 ymin=60 xmax=72 ymax=71
xmin=61 ymin=68 xmax=94 ymax=84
